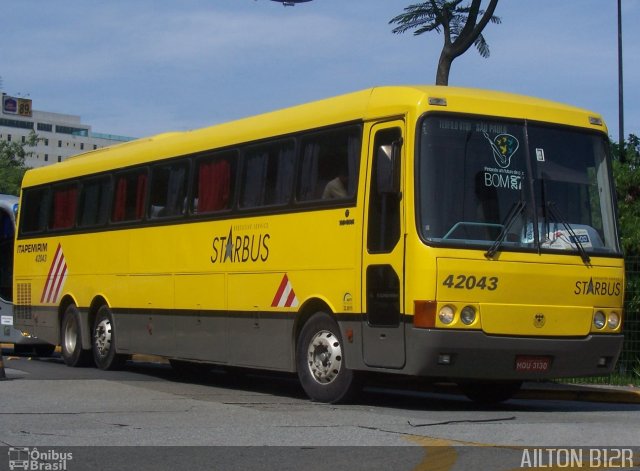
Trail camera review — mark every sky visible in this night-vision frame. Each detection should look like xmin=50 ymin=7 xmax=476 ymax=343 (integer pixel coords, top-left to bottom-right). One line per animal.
xmin=1 ymin=0 xmax=638 ymax=143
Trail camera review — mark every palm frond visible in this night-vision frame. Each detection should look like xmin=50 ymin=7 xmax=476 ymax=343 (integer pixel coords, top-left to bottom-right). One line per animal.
xmin=474 ymin=33 xmax=490 ymax=58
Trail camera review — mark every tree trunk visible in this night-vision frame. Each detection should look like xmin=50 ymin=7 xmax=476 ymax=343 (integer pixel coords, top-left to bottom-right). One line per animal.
xmin=436 ymin=50 xmax=452 ymax=86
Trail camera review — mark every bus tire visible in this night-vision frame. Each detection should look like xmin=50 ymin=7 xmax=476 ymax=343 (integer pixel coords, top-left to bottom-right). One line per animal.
xmin=92 ymin=305 xmax=128 ymax=370
xmin=60 ymin=304 xmax=91 ymax=367
xmin=296 ymin=312 xmax=358 ymax=403
xmin=458 ymin=380 xmax=522 ymax=404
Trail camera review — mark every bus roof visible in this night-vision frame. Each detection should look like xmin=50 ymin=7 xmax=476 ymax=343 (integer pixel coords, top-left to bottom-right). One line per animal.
xmin=21 ymin=85 xmax=606 ymax=188
xmin=0 ymin=194 xmax=19 ymax=222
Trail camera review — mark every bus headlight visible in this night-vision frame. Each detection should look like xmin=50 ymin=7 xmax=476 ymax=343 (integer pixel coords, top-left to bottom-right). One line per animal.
xmin=607 ymin=312 xmax=621 ymax=330
xmin=460 ymin=306 xmax=476 ymax=325
xmin=593 ymin=311 xmax=606 ymax=330
xmin=438 ymin=305 xmax=455 ymax=325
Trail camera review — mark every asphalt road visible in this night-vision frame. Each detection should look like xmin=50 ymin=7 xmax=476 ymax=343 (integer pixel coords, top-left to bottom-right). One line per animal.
xmin=0 ymin=352 xmax=638 ymax=471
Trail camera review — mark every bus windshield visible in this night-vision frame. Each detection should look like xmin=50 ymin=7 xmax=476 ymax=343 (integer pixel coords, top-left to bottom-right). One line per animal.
xmin=417 ymin=115 xmax=620 ymax=256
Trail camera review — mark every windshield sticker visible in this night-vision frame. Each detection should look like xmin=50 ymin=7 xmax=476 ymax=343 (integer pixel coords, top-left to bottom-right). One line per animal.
xmin=484 ymin=132 xmax=519 ymax=169
xmin=541 ymin=229 xmax=592 ymax=250
xmin=482 ymin=133 xmax=524 ymax=192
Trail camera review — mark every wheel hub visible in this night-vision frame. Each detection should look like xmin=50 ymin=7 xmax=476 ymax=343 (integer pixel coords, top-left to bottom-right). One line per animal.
xmin=307 ymin=330 xmax=343 ymax=384
xmin=94 ymin=318 xmax=112 ymax=358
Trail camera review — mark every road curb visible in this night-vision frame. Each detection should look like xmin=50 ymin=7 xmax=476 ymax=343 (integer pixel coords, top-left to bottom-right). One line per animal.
xmin=517 ymin=384 xmax=640 ymax=404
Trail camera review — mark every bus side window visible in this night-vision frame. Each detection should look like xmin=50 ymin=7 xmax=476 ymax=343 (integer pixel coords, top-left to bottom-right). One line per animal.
xmin=297 ymin=126 xmax=361 ymax=202
xmin=20 ymin=188 xmax=51 ymax=234
xmin=192 ymin=151 xmax=236 ymax=214
xmin=240 ymin=140 xmax=294 ymax=209
xmin=50 ymin=183 xmax=78 ymax=230
xmin=78 ymin=177 xmax=112 ymax=228
xmin=112 ymin=169 xmax=148 ymax=223
xmin=148 ymin=161 xmax=189 ymax=219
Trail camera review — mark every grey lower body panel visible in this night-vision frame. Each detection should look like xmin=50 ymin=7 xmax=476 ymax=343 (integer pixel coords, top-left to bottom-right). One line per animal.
xmin=401 ymin=328 xmax=624 ymax=380
xmin=12 ymin=305 xmax=60 ymax=347
xmin=338 ymin=318 xmax=623 ymax=380
xmin=15 ymin=305 xmax=297 ymax=372
xmin=113 ymin=309 xmax=297 ymax=372
xmin=17 ymin=305 xmax=623 ymax=381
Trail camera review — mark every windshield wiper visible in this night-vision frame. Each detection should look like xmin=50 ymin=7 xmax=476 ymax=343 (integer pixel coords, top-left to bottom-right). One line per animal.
xmin=545 ymin=202 xmax=591 ymax=265
xmin=485 ymin=200 xmax=526 ymax=260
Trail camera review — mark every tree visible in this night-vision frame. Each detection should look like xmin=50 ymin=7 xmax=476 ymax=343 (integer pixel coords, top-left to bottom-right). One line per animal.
xmin=390 ymin=0 xmax=500 ymax=86
xmin=0 ymin=131 xmax=36 ymax=195
xmin=612 ymin=134 xmax=640 ymax=256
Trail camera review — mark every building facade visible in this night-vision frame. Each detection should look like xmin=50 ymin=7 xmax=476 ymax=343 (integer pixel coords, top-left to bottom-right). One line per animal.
xmin=1 ymin=93 xmax=135 ymax=168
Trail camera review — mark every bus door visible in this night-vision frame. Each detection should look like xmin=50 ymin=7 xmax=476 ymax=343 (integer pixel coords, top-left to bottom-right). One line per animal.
xmin=362 ymin=121 xmax=405 ymax=368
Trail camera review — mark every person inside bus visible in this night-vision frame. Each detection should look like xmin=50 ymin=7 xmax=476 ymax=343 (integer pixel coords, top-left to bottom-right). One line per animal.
xmin=322 ymin=170 xmax=348 ymax=199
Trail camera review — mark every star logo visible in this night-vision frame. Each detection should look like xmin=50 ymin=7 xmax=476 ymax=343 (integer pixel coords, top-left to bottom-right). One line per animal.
xmin=224 ymin=227 xmax=234 ymax=262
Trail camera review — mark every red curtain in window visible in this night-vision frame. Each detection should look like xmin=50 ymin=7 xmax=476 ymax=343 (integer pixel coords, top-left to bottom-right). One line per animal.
xmin=52 ymin=187 xmax=78 ymax=229
xmin=135 ymin=173 xmax=147 ymax=220
xmin=198 ymin=160 xmax=230 ymax=212
xmin=112 ymin=177 xmax=127 ymax=222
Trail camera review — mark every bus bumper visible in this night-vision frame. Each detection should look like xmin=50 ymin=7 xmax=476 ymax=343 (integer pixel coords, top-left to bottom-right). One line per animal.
xmin=404 ymin=329 xmax=624 ymax=380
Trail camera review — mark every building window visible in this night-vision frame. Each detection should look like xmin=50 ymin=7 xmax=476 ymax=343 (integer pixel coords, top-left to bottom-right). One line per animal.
xmin=44 ymin=154 xmax=49 ymax=161
xmin=0 ymin=118 xmax=34 ymax=130
xmin=7 ymin=135 xmax=11 ymax=142
xmin=58 ymin=140 xmax=62 ymax=148
xmin=37 ymin=123 xmax=53 ymax=132
xmin=80 ymin=143 xmax=84 ymax=150
xmin=57 ymin=156 xmax=62 ymax=163
xmin=55 ymin=125 xmax=88 ymax=137
xmin=44 ymin=139 xmax=49 ymax=146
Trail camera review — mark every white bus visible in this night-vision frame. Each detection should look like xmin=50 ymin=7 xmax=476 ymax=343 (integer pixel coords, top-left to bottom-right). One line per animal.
xmin=1 ymin=194 xmax=55 ymax=356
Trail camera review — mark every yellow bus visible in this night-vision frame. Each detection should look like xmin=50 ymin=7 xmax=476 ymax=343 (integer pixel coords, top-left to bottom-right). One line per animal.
xmin=13 ymin=86 xmax=624 ymax=403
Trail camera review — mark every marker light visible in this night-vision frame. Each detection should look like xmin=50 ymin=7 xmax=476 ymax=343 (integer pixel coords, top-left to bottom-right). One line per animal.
xmin=438 ymin=305 xmax=455 ymax=325
xmin=589 ymin=116 xmax=603 ymax=126
xmin=414 ymin=301 xmax=437 ymax=328
xmin=460 ymin=306 xmax=477 ymax=325
xmin=428 ymin=97 xmax=447 ymax=107
xmin=593 ymin=311 xmax=606 ymax=329
xmin=607 ymin=312 xmax=621 ymax=330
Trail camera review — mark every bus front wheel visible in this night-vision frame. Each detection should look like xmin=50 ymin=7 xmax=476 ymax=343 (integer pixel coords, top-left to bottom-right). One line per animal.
xmin=296 ymin=312 xmax=358 ymax=403
xmin=60 ymin=304 xmax=91 ymax=367
xmin=92 ymin=305 xmax=128 ymax=370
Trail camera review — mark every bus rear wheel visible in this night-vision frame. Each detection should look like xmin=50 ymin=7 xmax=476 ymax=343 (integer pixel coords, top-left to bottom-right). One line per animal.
xmin=92 ymin=305 xmax=128 ymax=370
xmin=296 ymin=312 xmax=358 ymax=403
xmin=60 ymin=304 xmax=91 ymax=367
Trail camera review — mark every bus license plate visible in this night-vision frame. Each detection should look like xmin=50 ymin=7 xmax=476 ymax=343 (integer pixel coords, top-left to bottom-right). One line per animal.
xmin=515 ymin=355 xmax=551 ymax=372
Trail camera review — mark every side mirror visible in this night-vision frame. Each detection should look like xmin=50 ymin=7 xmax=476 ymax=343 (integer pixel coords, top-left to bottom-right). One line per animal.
xmin=376 ymin=138 xmax=402 ymax=194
